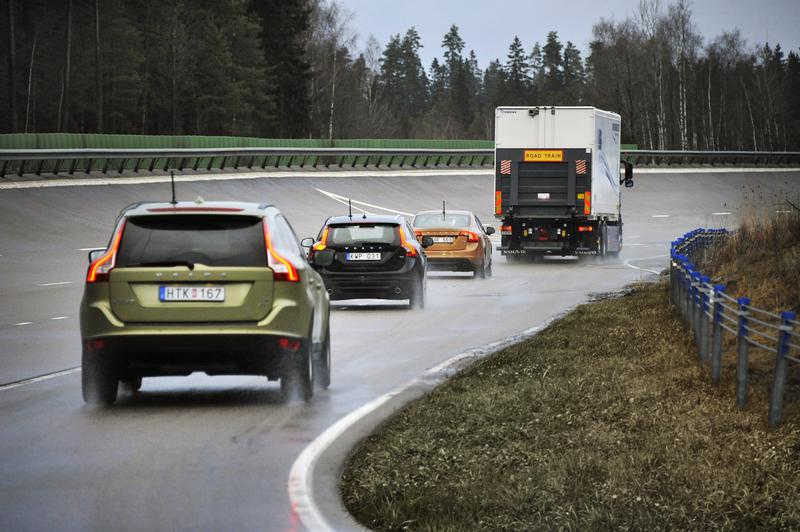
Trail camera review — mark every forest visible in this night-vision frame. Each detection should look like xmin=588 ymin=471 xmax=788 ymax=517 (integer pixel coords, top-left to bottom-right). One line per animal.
xmin=2 ymin=0 xmax=799 ymax=150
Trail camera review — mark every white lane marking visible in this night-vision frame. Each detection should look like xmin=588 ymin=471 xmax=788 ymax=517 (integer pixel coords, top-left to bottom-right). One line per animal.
xmin=314 ymin=189 xmax=372 ymax=215
xmin=0 ymin=169 xmax=492 ymax=190
xmin=776 ymin=210 xmax=792 ymax=214
xmin=0 ymin=367 xmax=81 ymax=392
xmin=14 ymin=322 xmax=33 ymax=326
xmin=651 ymin=214 xmax=671 ymax=218
xmin=315 ymin=188 xmax=413 ymax=217
xmin=624 ymin=254 xmax=669 ymax=275
xmin=711 ymin=212 xmax=731 ymax=216
xmin=627 ymin=235 xmax=641 ymax=239
xmin=38 ymin=281 xmax=73 ymax=287
xmin=78 ymin=247 xmax=104 ymax=251
xmin=50 ymin=316 xmax=69 ymax=320
xmin=626 ymin=243 xmax=649 ymax=247
xmin=288 ymin=317 xmax=563 ymax=531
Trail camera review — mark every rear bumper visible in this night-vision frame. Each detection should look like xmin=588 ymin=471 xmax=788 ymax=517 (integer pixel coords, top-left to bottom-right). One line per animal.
xmin=425 ymin=246 xmax=483 ymax=271
xmin=320 ymin=270 xmax=418 ymax=300
xmin=85 ymin=334 xmax=300 ymax=379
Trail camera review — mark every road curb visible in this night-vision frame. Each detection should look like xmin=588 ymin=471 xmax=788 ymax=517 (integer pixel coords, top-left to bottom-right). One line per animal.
xmin=287 ymin=310 xmax=575 ymax=531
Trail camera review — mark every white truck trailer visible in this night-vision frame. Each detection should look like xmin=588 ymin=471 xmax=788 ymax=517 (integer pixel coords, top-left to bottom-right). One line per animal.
xmin=493 ymin=106 xmax=634 ymax=259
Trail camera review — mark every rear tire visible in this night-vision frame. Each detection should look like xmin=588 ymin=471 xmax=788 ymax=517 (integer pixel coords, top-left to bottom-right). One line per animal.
xmin=120 ymin=377 xmax=142 ymax=393
xmin=280 ymin=340 xmax=313 ymax=402
xmin=475 ymin=259 xmax=487 ymax=279
xmin=81 ymin=346 xmax=118 ymax=406
xmin=485 ymin=259 xmax=493 ymax=277
xmin=313 ymin=323 xmax=331 ymax=390
xmin=409 ymin=275 xmax=425 ymax=309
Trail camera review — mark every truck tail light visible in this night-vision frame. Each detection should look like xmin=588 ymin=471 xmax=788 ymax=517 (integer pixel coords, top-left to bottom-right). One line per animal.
xmin=537 ymin=227 xmax=549 ymax=241
xmin=500 ymin=225 xmax=512 ymax=234
xmin=495 ymin=191 xmax=503 ymax=215
xmin=584 ymin=191 xmax=591 ymax=215
xmin=578 ymin=225 xmax=593 ymax=232
xmin=398 ymin=226 xmax=417 ymax=257
xmin=87 ymin=219 xmax=126 ymax=283
xmin=263 ymin=220 xmax=300 ymax=282
xmin=459 ymin=230 xmax=480 ymax=243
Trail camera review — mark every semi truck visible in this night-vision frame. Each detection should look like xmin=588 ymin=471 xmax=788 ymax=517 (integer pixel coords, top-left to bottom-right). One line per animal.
xmin=493 ymin=106 xmax=633 ymax=260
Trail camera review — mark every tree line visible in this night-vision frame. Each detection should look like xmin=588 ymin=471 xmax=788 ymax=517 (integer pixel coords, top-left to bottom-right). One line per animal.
xmin=2 ymin=0 xmax=799 ymax=150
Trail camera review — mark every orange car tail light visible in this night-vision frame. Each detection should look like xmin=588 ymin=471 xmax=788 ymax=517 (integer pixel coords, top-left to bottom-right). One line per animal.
xmin=459 ymin=230 xmax=480 ymax=243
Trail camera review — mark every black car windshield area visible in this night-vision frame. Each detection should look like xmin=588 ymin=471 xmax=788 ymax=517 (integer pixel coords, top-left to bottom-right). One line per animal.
xmin=116 ymin=215 xmax=267 ymax=268
xmin=328 ymin=224 xmax=399 ymax=246
xmin=413 ymin=213 xmax=471 ymax=229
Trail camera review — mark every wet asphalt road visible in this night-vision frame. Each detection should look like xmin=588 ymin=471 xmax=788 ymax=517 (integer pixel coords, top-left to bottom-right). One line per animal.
xmin=0 ymin=169 xmax=797 ymax=531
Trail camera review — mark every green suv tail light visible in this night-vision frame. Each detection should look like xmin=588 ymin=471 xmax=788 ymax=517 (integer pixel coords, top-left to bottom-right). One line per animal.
xmin=263 ymin=219 xmax=300 ymax=282
xmin=87 ymin=219 xmax=126 ymax=283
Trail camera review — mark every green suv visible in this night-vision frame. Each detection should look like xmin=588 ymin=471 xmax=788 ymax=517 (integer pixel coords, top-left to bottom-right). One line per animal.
xmin=79 ymin=201 xmax=330 ymax=406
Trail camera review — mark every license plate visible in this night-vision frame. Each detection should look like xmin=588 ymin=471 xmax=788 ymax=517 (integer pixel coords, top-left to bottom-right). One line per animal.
xmin=346 ymin=252 xmax=381 ymax=261
xmin=432 ymin=236 xmax=455 ymax=244
xmin=159 ymin=286 xmax=225 ymax=302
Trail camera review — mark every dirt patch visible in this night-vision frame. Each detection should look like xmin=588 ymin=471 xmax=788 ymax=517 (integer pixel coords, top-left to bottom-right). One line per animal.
xmin=341 ymin=282 xmax=800 ymax=531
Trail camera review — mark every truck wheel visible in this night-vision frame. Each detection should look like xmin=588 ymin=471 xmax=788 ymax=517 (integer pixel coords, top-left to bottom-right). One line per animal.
xmin=81 ymin=346 xmax=119 ymax=406
xmin=281 ymin=338 xmax=313 ymax=402
xmin=312 ymin=323 xmax=331 ymax=390
xmin=597 ymin=222 xmax=607 ymax=258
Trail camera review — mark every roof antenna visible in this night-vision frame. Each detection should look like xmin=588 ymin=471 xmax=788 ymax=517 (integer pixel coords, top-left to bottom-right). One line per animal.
xmin=170 ymin=171 xmax=177 ymax=205
xmin=348 ymin=198 xmax=353 ymax=219
xmin=442 ymin=200 xmax=446 ymax=219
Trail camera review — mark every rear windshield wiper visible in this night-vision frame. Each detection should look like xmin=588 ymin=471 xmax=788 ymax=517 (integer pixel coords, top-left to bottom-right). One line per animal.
xmin=125 ymin=260 xmax=196 ymax=270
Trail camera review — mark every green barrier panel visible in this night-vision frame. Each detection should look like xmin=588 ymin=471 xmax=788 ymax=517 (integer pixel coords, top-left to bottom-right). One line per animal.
xmin=0 ymin=133 xmax=494 ymax=150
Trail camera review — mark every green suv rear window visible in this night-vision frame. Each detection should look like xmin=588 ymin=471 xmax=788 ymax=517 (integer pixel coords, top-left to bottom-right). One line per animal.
xmin=117 ymin=215 xmax=267 ymax=268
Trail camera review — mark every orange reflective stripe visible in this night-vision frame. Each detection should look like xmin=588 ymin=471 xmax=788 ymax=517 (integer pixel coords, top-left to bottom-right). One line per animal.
xmin=495 ymin=191 xmax=503 ymax=215
xmin=584 ymin=191 xmax=591 ymax=215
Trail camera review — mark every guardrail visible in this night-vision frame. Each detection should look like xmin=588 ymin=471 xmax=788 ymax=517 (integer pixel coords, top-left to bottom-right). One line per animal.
xmin=670 ymin=229 xmax=799 ymax=428
xmin=0 ymin=147 xmax=493 ymax=177
xmin=0 ymin=147 xmax=799 ymax=178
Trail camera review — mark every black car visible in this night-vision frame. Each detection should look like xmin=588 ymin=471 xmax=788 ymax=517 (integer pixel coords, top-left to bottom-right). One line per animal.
xmin=303 ymin=215 xmax=433 ymax=308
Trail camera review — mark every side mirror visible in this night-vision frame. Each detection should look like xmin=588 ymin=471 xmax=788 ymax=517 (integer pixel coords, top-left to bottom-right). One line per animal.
xmin=88 ymin=249 xmax=104 ymax=263
xmin=300 ymin=237 xmax=314 ymax=249
xmin=313 ymin=249 xmax=335 ymax=267
xmin=421 ymin=236 xmax=434 ymax=248
xmin=485 ymin=226 xmax=496 ymax=235
xmin=622 ymin=161 xmax=634 ymax=188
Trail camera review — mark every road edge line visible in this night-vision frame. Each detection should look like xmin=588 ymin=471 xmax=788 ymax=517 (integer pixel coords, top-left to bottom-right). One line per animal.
xmin=287 ymin=310 xmax=575 ymax=531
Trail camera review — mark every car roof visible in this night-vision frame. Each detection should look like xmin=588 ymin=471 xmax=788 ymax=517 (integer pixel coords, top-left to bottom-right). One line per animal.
xmin=121 ymin=201 xmax=273 ymax=218
xmin=326 ymin=214 xmax=407 ymax=225
xmin=414 ymin=209 xmax=473 ymax=216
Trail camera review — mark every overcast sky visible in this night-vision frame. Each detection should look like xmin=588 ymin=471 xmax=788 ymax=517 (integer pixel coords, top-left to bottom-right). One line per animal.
xmin=335 ymin=0 xmax=800 ymax=70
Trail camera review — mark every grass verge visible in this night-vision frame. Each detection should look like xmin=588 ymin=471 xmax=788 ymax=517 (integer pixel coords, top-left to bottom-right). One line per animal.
xmin=341 ymin=282 xmax=800 ymax=531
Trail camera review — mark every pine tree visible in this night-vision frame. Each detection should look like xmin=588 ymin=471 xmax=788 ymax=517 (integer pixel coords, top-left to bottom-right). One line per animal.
xmin=542 ymin=31 xmax=564 ymax=102
xmin=562 ymin=41 xmax=585 ymax=104
xmin=505 ymin=36 xmax=529 ymax=105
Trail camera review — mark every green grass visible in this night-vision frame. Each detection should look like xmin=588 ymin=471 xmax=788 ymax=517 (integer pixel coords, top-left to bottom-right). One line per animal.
xmin=341 ymin=282 xmax=800 ymax=531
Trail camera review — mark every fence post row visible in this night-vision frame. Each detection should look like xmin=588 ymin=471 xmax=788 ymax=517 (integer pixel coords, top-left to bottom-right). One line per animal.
xmin=671 ymin=228 xmax=798 ymax=428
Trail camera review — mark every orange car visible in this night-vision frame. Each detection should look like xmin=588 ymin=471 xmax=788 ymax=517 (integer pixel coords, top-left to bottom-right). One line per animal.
xmin=412 ymin=210 xmax=495 ymax=278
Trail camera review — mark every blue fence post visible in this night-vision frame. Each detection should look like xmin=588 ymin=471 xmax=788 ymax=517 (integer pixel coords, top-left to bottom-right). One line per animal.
xmin=768 ymin=311 xmax=796 ymax=429
xmin=736 ymin=297 xmax=751 ymax=409
xmin=711 ymin=284 xmax=725 ymax=385
xmin=699 ymin=275 xmax=711 ymax=364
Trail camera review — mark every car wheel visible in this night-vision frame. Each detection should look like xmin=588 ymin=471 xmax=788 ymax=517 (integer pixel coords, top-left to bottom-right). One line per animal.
xmin=486 ymin=259 xmax=493 ymax=277
xmin=280 ymin=338 xmax=313 ymax=402
xmin=313 ymin=323 xmax=331 ymax=390
xmin=475 ymin=258 xmax=487 ymax=279
xmin=120 ymin=377 xmax=142 ymax=393
xmin=81 ymin=346 xmax=118 ymax=406
xmin=409 ymin=275 xmax=425 ymax=309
